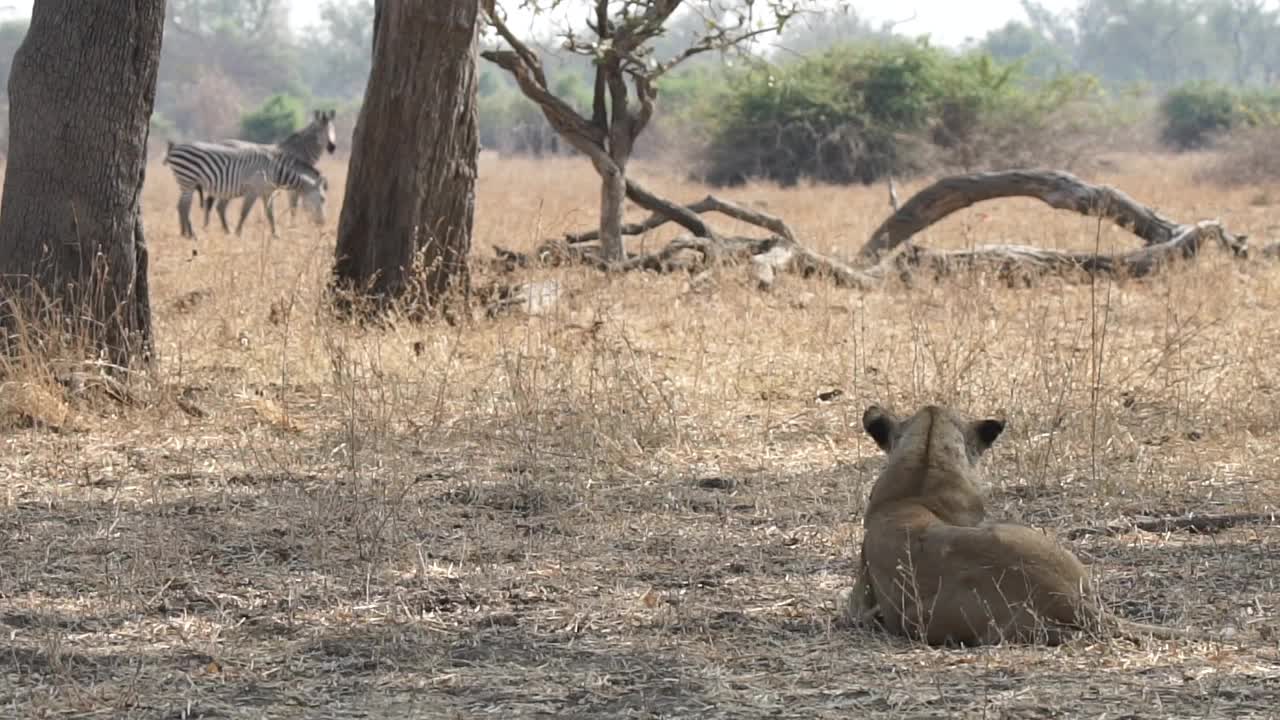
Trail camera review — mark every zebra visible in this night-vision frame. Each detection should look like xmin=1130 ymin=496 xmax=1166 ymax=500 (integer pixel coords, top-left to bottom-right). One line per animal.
xmin=201 ymin=109 xmax=338 ymax=231
xmin=163 ymin=141 xmax=328 ymax=239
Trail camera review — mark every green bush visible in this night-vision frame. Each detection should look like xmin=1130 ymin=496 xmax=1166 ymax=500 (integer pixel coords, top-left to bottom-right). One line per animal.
xmin=1158 ymin=83 xmax=1239 ymax=150
xmin=240 ymin=94 xmax=305 ymax=144
xmin=1157 ymin=83 xmax=1280 ymax=151
xmin=702 ymin=41 xmax=1095 ymax=186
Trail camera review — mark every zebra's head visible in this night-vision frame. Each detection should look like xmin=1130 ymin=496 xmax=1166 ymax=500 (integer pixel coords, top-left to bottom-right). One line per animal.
xmin=297 ymin=163 xmax=328 ymax=227
xmin=317 ymin=109 xmax=337 ymax=154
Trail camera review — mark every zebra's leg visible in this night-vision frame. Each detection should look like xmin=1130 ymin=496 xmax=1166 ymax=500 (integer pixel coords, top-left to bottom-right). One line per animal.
xmin=235 ymin=193 xmax=259 ymax=236
xmin=201 ymin=195 xmax=215 ymax=229
xmin=263 ymin=192 xmax=279 ymax=238
xmin=177 ymin=190 xmax=195 ymax=239
xmin=216 ymin=199 xmax=232 ymax=234
xmin=288 ymin=189 xmax=300 ymax=223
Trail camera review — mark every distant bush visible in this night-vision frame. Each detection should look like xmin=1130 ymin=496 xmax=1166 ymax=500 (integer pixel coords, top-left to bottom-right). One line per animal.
xmin=240 ymin=94 xmax=305 ymax=144
xmin=1159 ymin=82 xmax=1280 ymax=150
xmin=702 ymin=41 xmax=1101 ymax=187
xmin=1159 ymin=83 xmax=1239 ymax=150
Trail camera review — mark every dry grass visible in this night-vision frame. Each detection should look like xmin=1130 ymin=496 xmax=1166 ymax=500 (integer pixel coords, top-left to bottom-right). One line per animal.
xmin=3 ymin=149 xmax=1280 ymax=718
xmin=1198 ymin=127 xmax=1280 ymax=207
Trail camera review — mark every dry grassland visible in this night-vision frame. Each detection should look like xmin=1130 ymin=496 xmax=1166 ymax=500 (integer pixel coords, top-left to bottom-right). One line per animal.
xmin=3 ymin=150 xmax=1280 ymax=718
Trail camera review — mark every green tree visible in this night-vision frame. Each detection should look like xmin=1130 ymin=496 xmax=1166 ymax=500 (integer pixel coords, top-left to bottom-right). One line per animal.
xmin=979 ymin=21 xmax=1072 ymax=79
xmin=157 ymin=0 xmax=302 ymax=135
xmin=297 ymin=0 xmax=375 ymax=101
xmin=1206 ymin=0 xmax=1280 ymax=86
xmin=1073 ymin=0 xmax=1214 ymax=89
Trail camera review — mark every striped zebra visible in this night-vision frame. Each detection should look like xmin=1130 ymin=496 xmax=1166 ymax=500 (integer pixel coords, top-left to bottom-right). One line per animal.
xmin=202 ymin=109 xmax=338 ymax=231
xmin=163 ymin=141 xmax=328 ymax=239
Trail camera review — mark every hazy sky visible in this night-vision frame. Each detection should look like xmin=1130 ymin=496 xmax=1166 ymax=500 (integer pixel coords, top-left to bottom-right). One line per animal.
xmin=0 ymin=0 xmax=1079 ymax=48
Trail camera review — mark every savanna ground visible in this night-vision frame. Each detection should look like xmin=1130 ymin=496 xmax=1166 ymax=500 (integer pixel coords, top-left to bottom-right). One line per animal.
xmin=3 ymin=149 xmax=1280 ymax=719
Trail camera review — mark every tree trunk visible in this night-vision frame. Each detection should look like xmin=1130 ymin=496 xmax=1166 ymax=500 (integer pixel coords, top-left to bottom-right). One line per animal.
xmin=333 ymin=0 xmax=479 ymax=316
xmin=0 ymin=0 xmax=164 ymax=366
xmin=597 ymin=159 xmax=626 ymax=262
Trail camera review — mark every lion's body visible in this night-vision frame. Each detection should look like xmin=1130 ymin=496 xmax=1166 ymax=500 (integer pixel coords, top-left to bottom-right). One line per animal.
xmin=843 ymin=404 xmax=1194 ymax=645
xmin=841 ymin=405 xmax=991 ymax=628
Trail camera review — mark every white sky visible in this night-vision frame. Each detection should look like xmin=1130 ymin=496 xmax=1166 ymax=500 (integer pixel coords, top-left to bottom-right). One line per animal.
xmin=0 ymin=0 xmax=1079 ymax=48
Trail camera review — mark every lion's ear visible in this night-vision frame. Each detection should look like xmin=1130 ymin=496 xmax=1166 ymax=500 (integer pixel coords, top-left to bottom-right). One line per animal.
xmin=862 ymin=405 xmax=898 ymax=452
xmin=972 ymin=418 xmax=1006 ymax=454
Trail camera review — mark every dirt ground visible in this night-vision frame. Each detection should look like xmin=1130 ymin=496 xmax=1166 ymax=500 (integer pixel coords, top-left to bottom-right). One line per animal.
xmin=3 ymin=151 xmax=1280 ymax=718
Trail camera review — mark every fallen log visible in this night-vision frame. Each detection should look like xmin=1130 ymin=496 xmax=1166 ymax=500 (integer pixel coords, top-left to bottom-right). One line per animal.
xmin=887 ymin=220 xmax=1246 ymax=284
xmin=858 ymin=169 xmax=1238 ymax=261
xmin=491 ymin=168 xmax=1250 ymax=291
xmin=491 ymin=186 xmax=870 ymax=289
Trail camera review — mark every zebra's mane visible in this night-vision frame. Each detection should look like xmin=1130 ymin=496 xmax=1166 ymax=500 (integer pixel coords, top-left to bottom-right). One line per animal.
xmin=279 ymin=114 xmax=333 ymax=164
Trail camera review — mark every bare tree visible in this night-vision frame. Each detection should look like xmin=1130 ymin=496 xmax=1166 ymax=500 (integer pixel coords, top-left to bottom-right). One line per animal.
xmin=0 ymin=0 xmax=165 ymax=365
xmin=481 ymin=0 xmax=802 ymax=263
xmin=332 ymin=0 xmax=480 ymax=316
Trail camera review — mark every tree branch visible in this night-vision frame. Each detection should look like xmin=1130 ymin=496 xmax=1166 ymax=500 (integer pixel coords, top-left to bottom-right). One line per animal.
xmin=858 ymin=170 xmax=1242 ymax=261
xmin=481 ymin=50 xmax=607 ymax=151
xmin=1066 ymin=512 xmax=1278 ymax=540
xmin=888 ymin=220 xmax=1243 ymax=283
xmin=480 ymin=0 xmax=547 ymax=87
xmin=557 ymin=184 xmax=796 ymax=245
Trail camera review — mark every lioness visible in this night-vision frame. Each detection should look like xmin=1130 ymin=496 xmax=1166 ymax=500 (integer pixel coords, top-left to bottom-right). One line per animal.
xmin=839 ymin=403 xmax=994 ymax=627
xmin=843 ymin=403 xmax=1195 ymax=645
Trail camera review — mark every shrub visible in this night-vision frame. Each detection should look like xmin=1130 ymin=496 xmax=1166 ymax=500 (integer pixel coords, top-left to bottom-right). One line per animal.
xmin=240 ymin=94 xmax=305 ymax=144
xmin=1158 ymin=83 xmax=1238 ymax=150
xmin=703 ymin=45 xmax=920 ymax=186
xmin=701 ymin=41 xmax=1100 ymax=187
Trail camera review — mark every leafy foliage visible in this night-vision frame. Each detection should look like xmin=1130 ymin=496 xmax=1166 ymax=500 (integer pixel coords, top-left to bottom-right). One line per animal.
xmin=702 ymin=41 xmax=1100 ymax=186
xmin=240 ymin=93 xmax=304 ymax=143
xmin=1158 ymin=82 xmax=1280 ymax=150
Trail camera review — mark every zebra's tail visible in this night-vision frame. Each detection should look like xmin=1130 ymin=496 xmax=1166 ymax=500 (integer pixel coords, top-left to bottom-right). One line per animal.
xmin=162 ymin=140 xmax=175 ymax=165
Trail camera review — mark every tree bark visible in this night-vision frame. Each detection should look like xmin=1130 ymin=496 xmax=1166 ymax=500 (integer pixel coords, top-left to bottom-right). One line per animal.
xmin=598 ymin=161 xmax=626 ymax=262
xmin=0 ymin=0 xmax=165 ymax=366
xmin=333 ymin=0 xmax=479 ymax=316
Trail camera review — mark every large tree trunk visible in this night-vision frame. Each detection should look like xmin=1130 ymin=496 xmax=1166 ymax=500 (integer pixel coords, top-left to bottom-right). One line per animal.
xmin=0 ymin=1 xmax=165 ymax=366
xmin=332 ymin=0 xmax=479 ymax=316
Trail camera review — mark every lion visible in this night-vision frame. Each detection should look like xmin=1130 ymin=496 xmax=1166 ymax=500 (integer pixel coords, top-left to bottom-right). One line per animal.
xmin=837 ymin=403 xmax=995 ymax=629
xmin=839 ymin=403 xmax=1197 ymax=645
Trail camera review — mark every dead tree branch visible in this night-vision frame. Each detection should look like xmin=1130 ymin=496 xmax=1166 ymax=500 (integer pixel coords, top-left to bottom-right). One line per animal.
xmin=492 ymin=188 xmax=874 ymax=289
xmin=1066 ymin=512 xmax=1278 ymax=540
xmin=493 ymin=168 xmax=1250 ymax=292
xmin=563 ymin=186 xmax=794 ymax=244
xmin=859 ymin=170 xmax=1247 ymax=261
xmin=889 ymin=220 xmax=1245 ymax=283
